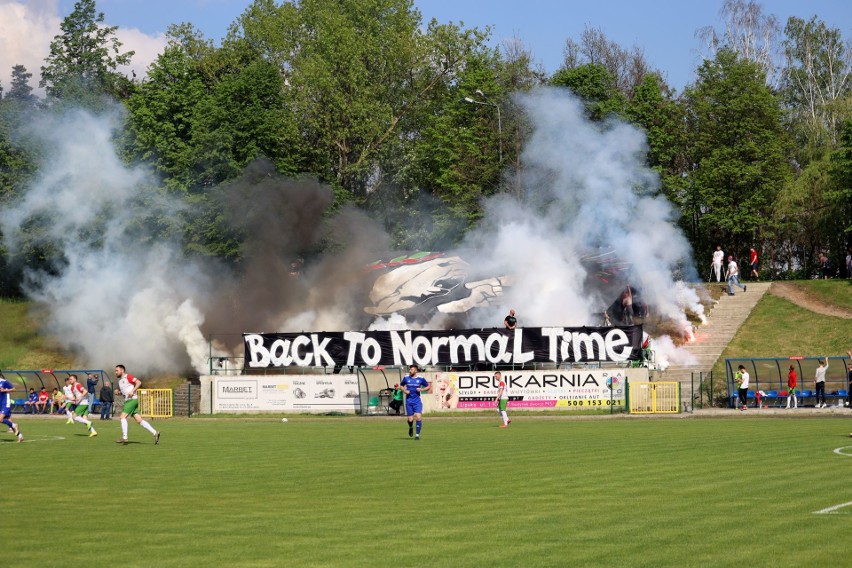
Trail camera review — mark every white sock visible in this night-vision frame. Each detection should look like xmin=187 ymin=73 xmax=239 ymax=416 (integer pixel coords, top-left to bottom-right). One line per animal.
xmin=500 ymin=410 xmax=509 ymax=425
xmin=792 ymin=395 xmax=797 ymax=408
xmin=66 ymin=410 xmax=73 ymax=419
xmin=74 ymin=416 xmax=91 ymax=427
xmin=121 ymin=417 xmax=128 ymax=438
xmin=139 ymin=420 xmax=157 ymax=435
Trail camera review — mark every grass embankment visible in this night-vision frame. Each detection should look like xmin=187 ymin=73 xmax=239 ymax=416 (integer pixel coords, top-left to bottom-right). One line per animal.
xmin=711 ymin=280 xmax=852 ymax=381
xmin=0 ymin=299 xmax=183 ymax=388
xmin=790 ymin=279 xmax=852 ymax=311
xmin=0 ymin=298 xmax=75 ymax=370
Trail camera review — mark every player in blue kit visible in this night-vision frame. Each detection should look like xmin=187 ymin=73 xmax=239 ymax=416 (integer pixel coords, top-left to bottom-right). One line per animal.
xmin=400 ymin=365 xmax=431 ymax=440
xmin=0 ymin=373 xmax=23 ymax=442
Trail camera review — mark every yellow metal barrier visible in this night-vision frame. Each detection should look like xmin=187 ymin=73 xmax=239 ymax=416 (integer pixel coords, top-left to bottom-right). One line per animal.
xmin=138 ymin=389 xmax=173 ymax=418
xmin=628 ymin=382 xmax=680 ymax=414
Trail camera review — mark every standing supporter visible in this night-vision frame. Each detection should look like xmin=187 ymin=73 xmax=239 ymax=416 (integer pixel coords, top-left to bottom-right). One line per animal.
xmin=86 ymin=373 xmax=99 ymax=409
xmin=814 ymin=358 xmax=828 ymax=408
xmin=737 ymin=365 xmax=750 ymax=410
xmin=786 ymin=366 xmax=797 ymax=409
xmin=621 ymin=286 xmax=634 ymax=324
xmin=99 ymin=380 xmax=114 ymax=420
xmin=846 ymin=349 xmax=852 ymax=408
xmin=0 ymin=373 xmax=23 ymax=442
xmin=114 ymin=364 xmax=160 ymax=445
xmin=504 ymin=309 xmax=517 ymax=330
xmin=494 ymin=371 xmax=510 ymax=428
xmin=711 ymin=246 xmax=724 ymax=282
xmin=400 ymin=365 xmax=430 ymax=441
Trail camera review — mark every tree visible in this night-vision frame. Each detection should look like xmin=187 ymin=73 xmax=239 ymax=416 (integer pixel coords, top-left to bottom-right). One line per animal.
xmin=781 ymin=16 xmax=852 ymax=161
xmin=124 ymin=25 xmax=213 ymax=192
xmin=626 ymin=74 xmax=691 ymax=231
xmin=39 ymin=0 xmax=135 ymax=105
xmin=561 ymin=25 xmax=656 ymax=99
xmin=5 ymin=65 xmax=37 ymax=106
xmin=232 ymin=0 xmax=489 ymax=201
xmin=697 ymin=0 xmax=780 ymax=83
xmin=829 ymin=119 xmax=852 ymax=246
xmin=550 ymin=64 xmax=626 ymax=121
xmin=683 ymin=50 xmax=789 ymax=267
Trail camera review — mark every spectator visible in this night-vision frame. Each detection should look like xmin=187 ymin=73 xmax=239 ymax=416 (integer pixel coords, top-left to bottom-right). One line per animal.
xmin=50 ymin=388 xmax=64 ymax=414
xmin=736 ymin=365 xmax=749 ymax=410
xmin=748 ymin=247 xmax=759 ymax=280
xmin=711 ymin=245 xmax=724 ymax=282
xmin=846 ymin=248 xmax=851 ymax=279
xmin=785 ymin=365 xmax=797 ymax=409
xmin=725 ymin=256 xmax=747 ymax=296
xmin=815 ymin=357 xmax=828 ymax=408
xmin=621 ymin=286 xmax=634 ymax=324
xmin=36 ymin=387 xmax=50 ymax=414
xmin=504 ymin=309 xmax=517 ymax=330
xmin=388 ymin=384 xmax=403 ymax=415
xmin=818 ymin=254 xmax=830 ymax=280
xmin=86 ymin=373 xmax=99 ymax=409
xmin=846 ymin=349 xmax=852 ymax=408
xmin=99 ymin=380 xmax=115 ymax=420
xmin=23 ymin=388 xmax=38 ymax=414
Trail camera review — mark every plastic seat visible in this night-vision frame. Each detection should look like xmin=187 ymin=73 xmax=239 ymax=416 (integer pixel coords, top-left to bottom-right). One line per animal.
xmin=766 ymin=390 xmax=778 ymax=397
xmin=801 ymin=390 xmax=813 ymax=397
xmin=838 ymin=390 xmax=848 ymax=397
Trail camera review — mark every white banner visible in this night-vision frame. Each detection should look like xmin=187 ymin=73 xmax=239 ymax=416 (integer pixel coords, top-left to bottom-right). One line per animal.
xmin=428 ymin=368 xmax=646 ymax=411
xmin=212 ymin=374 xmax=360 ymax=413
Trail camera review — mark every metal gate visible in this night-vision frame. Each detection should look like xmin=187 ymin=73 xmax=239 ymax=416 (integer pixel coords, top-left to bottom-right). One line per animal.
xmin=628 ymin=382 xmax=680 ymax=414
xmin=138 ymin=389 xmax=173 ymax=418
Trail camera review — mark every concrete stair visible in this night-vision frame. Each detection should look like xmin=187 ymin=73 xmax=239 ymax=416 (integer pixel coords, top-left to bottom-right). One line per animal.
xmin=656 ymin=281 xmax=772 ymax=408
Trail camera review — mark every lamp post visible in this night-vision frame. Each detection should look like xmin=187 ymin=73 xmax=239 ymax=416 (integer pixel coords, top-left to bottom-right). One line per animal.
xmin=464 ymin=89 xmax=502 ymax=163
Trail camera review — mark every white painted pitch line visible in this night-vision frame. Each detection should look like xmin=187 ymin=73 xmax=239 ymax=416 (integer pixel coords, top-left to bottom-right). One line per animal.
xmin=833 ymin=446 xmax=852 ymax=457
xmin=2 ymin=435 xmax=66 ymax=444
xmin=814 ymin=501 xmax=852 ymax=515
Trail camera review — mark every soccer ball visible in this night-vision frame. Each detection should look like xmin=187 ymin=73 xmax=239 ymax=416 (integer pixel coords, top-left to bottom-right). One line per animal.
xmin=281 ymin=418 xmax=289 ymax=423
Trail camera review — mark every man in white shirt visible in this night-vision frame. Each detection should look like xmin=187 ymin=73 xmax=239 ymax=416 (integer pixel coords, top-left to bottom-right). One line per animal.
xmin=711 ymin=246 xmax=724 ymax=282
xmin=725 ymin=256 xmax=747 ymax=296
xmin=814 ymin=357 xmax=828 ymax=408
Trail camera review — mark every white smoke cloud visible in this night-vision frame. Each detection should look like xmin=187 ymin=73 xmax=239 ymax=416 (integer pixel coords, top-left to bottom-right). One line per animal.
xmin=0 ymin=0 xmax=165 ymax=96
xmin=0 ymin=107 xmax=212 ymax=375
xmin=458 ymin=88 xmax=703 ymax=351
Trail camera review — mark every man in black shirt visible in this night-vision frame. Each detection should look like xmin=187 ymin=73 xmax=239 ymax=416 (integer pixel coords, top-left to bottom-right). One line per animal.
xmin=504 ymin=309 xmax=517 ymax=330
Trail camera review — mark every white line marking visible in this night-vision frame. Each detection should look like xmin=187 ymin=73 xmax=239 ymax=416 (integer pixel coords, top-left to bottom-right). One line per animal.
xmin=833 ymin=446 xmax=852 ymax=457
xmin=2 ymin=435 xmax=66 ymax=444
xmin=814 ymin=501 xmax=852 ymax=515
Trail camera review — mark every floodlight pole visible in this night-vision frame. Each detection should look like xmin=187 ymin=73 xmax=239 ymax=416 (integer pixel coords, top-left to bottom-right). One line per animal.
xmin=464 ymin=90 xmax=502 ymax=163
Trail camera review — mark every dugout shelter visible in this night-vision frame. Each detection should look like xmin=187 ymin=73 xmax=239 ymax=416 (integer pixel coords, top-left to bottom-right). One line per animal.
xmin=726 ymin=356 xmax=850 ymax=408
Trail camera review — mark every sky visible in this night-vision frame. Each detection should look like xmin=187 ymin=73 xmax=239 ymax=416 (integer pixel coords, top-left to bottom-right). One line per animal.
xmin=0 ymin=0 xmax=849 ymax=95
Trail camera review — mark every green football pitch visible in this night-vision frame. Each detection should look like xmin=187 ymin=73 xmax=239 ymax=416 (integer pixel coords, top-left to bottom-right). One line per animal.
xmin=4 ymin=414 xmax=851 ymax=567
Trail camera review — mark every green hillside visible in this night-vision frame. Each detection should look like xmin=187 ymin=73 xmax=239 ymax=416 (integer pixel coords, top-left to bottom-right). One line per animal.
xmin=710 ymin=280 xmax=852 ymax=381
